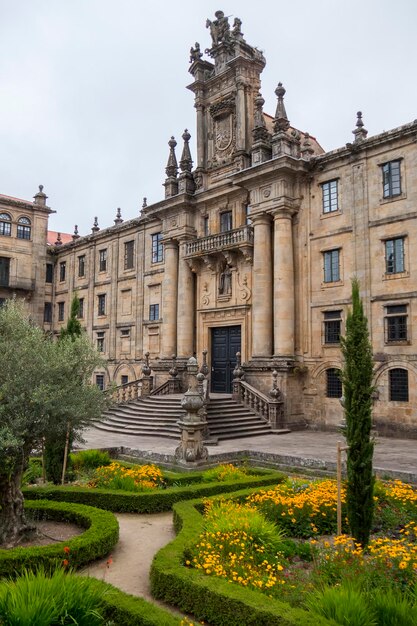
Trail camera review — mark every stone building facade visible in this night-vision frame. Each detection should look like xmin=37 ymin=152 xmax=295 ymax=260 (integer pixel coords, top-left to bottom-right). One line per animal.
xmin=1 ymin=11 xmax=417 ymax=437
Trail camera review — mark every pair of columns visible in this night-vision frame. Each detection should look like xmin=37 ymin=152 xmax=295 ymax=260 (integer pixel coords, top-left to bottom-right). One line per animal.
xmin=252 ymin=211 xmax=295 ymax=358
xmin=161 ymin=239 xmax=194 ymax=358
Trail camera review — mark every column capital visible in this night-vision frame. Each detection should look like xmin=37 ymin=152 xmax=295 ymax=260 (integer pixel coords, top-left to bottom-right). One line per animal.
xmin=251 ymin=212 xmax=272 ymax=226
xmin=272 ymin=207 xmax=296 ymax=221
xmin=162 ymin=237 xmax=179 ymax=250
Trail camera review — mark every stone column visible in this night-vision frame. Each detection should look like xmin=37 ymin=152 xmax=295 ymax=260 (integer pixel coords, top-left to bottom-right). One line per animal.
xmin=161 ymin=239 xmax=178 ymax=357
xmin=273 ymin=210 xmax=295 ymax=357
xmin=235 ymin=81 xmax=246 ymax=152
xmin=177 ymin=242 xmax=195 ymax=357
xmin=195 ymin=103 xmax=205 ymax=168
xmin=251 ymin=213 xmax=273 ymax=357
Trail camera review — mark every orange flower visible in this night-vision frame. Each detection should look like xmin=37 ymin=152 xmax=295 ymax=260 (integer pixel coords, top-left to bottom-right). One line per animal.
xmin=62 ymin=559 xmax=69 ymax=567
xmin=106 ymin=555 xmax=113 ymax=568
xmin=63 ymin=546 xmax=70 ymax=554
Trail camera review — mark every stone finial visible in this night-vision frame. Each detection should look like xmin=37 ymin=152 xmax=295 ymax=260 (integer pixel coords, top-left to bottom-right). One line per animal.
xmin=269 ymin=369 xmax=282 ymax=400
xmin=200 ymin=349 xmax=209 ymax=377
xmin=301 ymin=132 xmax=315 ymax=160
xmin=142 ymin=351 xmax=151 ymax=377
xmin=273 ymin=82 xmax=290 ymax=133
xmin=114 ymin=207 xmax=123 ymax=225
xmin=91 ymin=217 xmax=100 ymax=233
xmin=232 ymin=352 xmax=244 ymax=380
xmin=55 ymin=232 xmax=62 ymax=246
xmin=72 ymin=224 xmax=80 ymax=240
xmin=34 ymin=184 xmax=47 ymax=206
xmin=165 ymin=136 xmax=178 ymax=178
xmin=142 ymin=197 xmax=147 ymax=209
xmin=169 ymin=355 xmax=178 ymax=379
xmin=353 ymin=111 xmax=368 ymax=143
xmin=180 ymin=129 xmax=193 ymax=172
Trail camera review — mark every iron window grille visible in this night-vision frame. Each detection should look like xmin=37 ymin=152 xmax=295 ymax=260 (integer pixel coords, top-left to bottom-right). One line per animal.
xmin=389 ymin=368 xmax=408 ymax=402
xmin=324 ymin=310 xmax=342 ymax=344
xmin=96 ymin=332 xmax=105 ymax=352
xmin=95 ymin=374 xmax=105 ymax=390
xmin=149 ymin=304 xmax=160 ymax=321
xmin=382 ymin=160 xmax=401 ymax=198
xmin=385 ymin=237 xmax=405 ymax=274
xmin=151 ymin=233 xmax=163 ymax=263
xmin=321 ymin=180 xmax=339 ymax=213
xmin=98 ymin=294 xmax=106 ymax=316
xmin=16 ymin=216 xmax=31 ymax=240
xmin=58 ymin=302 xmax=65 ymax=322
xmin=323 ymin=249 xmax=340 ymax=283
xmin=220 ymin=210 xmax=233 ymax=233
xmin=59 ymin=261 xmax=66 ymax=282
xmin=326 ymin=368 xmax=342 ymax=398
xmin=385 ymin=304 xmax=408 ymax=342
xmin=78 ymin=255 xmax=86 ymax=277
xmin=99 ymin=249 xmax=107 ymax=272
xmin=124 ymin=240 xmax=135 ymax=270
xmin=0 ymin=213 xmax=11 ymax=237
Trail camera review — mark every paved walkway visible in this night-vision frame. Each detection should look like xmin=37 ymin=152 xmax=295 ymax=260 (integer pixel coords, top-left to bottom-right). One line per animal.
xmin=81 ymin=427 xmax=417 ymax=483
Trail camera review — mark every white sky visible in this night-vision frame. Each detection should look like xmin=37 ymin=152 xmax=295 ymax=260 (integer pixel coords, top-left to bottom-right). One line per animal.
xmin=1 ymin=0 xmax=416 ymax=235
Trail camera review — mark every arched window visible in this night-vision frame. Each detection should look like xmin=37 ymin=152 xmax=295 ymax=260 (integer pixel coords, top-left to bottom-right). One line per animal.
xmin=326 ymin=368 xmax=342 ymax=398
xmin=17 ymin=216 xmax=31 ymax=240
xmin=0 ymin=213 xmax=11 ymax=237
xmin=389 ymin=368 xmax=409 ymax=402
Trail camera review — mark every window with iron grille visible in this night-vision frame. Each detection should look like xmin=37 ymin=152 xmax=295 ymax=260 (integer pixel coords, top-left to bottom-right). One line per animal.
xmin=382 ymin=160 xmax=401 ymax=198
xmin=124 ymin=240 xmax=134 ymax=270
xmin=16 ymin=216 xmax=31 ymax=240
xmin=59 ymin=261 xmax=66 ymax=282
xmin=321 ymin=180 xmax=338 ymax=213
xmin=385 ymin=304 xmax=407 ymax=342
xmin=58 ymin=302 xmax=65 ymax=322
xmin=96 ymin=332 xmax=105 ymax=352
xmin=220 ymin=210 xmax=233 ymax=232
xmin=389 ymin=368 xmax=408 ymax=402
xmin=0 ymin=213 xmax=11 ymax=237
xmin=324 ymin=310 xmax=342 ymax=344
xmin=323 ymin=249 xmax=340 ymax=283
xmin=78 ymin=255 xmax=86 ymax=277
xmin=385 ymin=237 xmax=405 ymax=274
xmin=149 ymin=304 xmax=159 ymax=321
xmin=99 ymin=249 xmax=107 ymax=272
xmin=151 ymin=233 xmax=163 ymax=263
xmin=95 ymin=374 xmax=105 ymax=390
xmin=78 ymin=298 xmax=84 ymax=319
xmin=326 ymin=368 xmax=342 ymax=398
xmin=44 ymin=302 xmax=52 ymax=323
xmin=98 ymin=294 xmax=106 ymax=316
xmin=46 ymin=263 xmax=53 ymax=283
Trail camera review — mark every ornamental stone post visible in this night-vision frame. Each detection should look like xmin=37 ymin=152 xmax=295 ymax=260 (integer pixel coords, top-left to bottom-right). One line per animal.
xmin=141 ymin=352 xmax=153 ymax=397
xmin=175 ymin=357 xmax=208 ymax=465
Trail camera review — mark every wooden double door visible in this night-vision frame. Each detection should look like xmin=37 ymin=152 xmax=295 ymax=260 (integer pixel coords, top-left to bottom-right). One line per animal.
xmin=211 ymin=326 xmax=241 ymax=393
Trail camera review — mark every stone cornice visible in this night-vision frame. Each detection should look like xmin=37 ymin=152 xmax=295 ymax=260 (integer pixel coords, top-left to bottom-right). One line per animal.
xmin=0 ymin=195 xmax=55 ymax=215
xmin=231 ymin=155 xmax=308 ymax=188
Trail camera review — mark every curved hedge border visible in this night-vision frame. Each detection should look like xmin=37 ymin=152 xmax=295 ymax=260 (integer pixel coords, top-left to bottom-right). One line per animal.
xmin=22 ymin=470 xmax=285 ymax=513
xmin=0 ymin=500 xmax=119 ymax=578
xmin=150 ymin=489 xmax=334 ymax=626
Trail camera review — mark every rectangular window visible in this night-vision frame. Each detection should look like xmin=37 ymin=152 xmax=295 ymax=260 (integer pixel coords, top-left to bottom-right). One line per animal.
xmin=149 ymin=303 xmax=159 ymax=321
xmin=245 ymin=204 xmax=252 ymax=226
xmin=0 ymin=257 xmax=10 ymax=287
xmin=151 ymin=233 xmax=163 ymax=263
xmin=124 ymin=240 xmax=135 ymax=270
xmin=17 ymin=223 xmax=31 ymax=240
xmin=58 ymin=302 xmax=65 ymax=322
xmin=45 ymin=263 xmax=53 ymax=283
xmin=385 ymin=237 xmax=405 ymax=274
xmin=385 ymin=304 xmax=408 ymax=342
xmin=326 ymin=368 xmax=342 ymax=398
xmin=59 ymin=261 xmax=66 ymax=282
xmin=322 ymin=180 xmax=338 ymax=213
xmin=121 ymin=375 xmax=129 ymax=386
xmin=389 ymin=369 xmax=408 ymax=402
xmin=203 ymin=216 xmax=209 ymax=237
xmin=220 ymin=210 xmax=233 ymax=232
xmin=0 ymin=217 xmax=11 ymax=236
xmin=323 ymin=249 xmax=340 ymax=283
xmin=44 ymin=302 xmax=52 ymax=323
xmin=98 ymin=294 xmax=106 ymax=316
xmin=99 ymin=249 xmax=107 ymax=272
xmin=95 ymin=374 xmax=105 ymax=390
xmin=78 ymin=298 xmax=84 ymax=319
xmin=120 ymin=328 xmax=130 ymax=337
xmin=382 ymin=160 xmax=401 ymax=198
xmin=78 ymin=255 xmax=86 ymax=277
xmin=323 ymin=310 xmax=342 ymax=344
xmin=96 ymin=332 xmax=105 ymax=353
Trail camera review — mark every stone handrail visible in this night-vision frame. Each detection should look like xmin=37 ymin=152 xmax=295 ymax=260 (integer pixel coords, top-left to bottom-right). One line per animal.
xmin=107 ymin=379 xmax=142 ymax=404
xmin=150 ymin=380 xmax=172 ymax=396
xmin=185 ymin=225 xmax=254 ymax=256
xmin=236 ymin=380 xmax=284 ymax=429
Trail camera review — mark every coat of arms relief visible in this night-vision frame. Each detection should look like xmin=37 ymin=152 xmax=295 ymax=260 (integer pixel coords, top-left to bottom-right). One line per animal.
xmin=208 ymin=96 xmax=236 ymax=167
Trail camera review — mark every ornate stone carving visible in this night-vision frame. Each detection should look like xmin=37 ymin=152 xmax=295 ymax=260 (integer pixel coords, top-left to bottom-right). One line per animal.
xmin=218 ymin=264 xmax=232 ymax=296
xmin=206 ymin=10 xmax=231 ymax=46
xmin=201 ymin=281 xmax=211 ymax=306
xmin=237 ymin=273 xmax=251 ymax=301
xmin=189 ymin=42 xmax=203 ymax=63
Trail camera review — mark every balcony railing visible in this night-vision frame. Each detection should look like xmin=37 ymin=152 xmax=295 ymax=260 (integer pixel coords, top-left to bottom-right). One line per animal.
xmin=185 ymin=226 xmax=254 ymax=256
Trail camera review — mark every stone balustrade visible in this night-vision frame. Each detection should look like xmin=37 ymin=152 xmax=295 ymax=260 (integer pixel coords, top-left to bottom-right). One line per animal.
xmin=185 ymin=225 xmax=253 ymax=256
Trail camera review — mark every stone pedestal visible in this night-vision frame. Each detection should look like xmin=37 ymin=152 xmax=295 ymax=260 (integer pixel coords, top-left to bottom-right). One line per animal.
xmin=175 ymin=357 xmax=208 ymax=465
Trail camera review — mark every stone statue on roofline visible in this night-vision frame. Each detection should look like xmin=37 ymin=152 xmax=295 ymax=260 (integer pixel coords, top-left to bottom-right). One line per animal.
xmin=189 ymin=42 xmax=203 ymax=63
xmin=206 ymin=10 xmax=231 ymax=46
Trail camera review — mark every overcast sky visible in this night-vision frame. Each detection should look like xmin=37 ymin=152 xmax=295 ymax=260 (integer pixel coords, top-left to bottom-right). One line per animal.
xmin=1 ymin=0 xmax=416 ymax=235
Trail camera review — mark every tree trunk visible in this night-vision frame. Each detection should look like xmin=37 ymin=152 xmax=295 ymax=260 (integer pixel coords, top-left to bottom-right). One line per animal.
xmin=0 ymin=465 xmax=33 ymax=546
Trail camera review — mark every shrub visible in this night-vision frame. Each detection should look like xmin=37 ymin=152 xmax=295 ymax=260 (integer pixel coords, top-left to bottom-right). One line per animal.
xmin=89 ymin=462 xmax=164 ymax=492
xmin=22 ymin=459 xmax=43 ymax=486
xmin=367 ymin=587 xmax=417 ymax=626
xmin=202 ymin=464 xmax=249 ymax=482
xmin=70 ymin=449 xmax=112 ymax=472
xmin=306 ymin=584 xmax=376 ymax=626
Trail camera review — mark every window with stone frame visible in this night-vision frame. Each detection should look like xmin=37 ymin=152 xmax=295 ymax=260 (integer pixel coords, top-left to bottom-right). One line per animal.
xmin=326 ymin=368 xmax=342 ymax=398
xmin=151 ymin=233 xmax=163 ymax=263
xmin=220 ymin=210 xmax=233 ymax=232
xmin=124 ymin=240 xmax=135 ymax=270
xmin=58 ymin=301 xmax=65 ymax=322
xmin=0 ymin=213 xmax=11 ymax=237
xmin=96 ymin=332 xmax=105 ymax=353
xmin=95 ymin=373 xmax=105 ymax=390
xmin=44 ymin=302 xmax=52 ymax=323
xmin=385 ymin=237 xmax=405 ymax=274
xmin=99 ymin=249 xmax=107 ymax=272
xmin=203 ymin=216 xmax=209 ymax=237
xmin=45 ymin=263 xmax=53 ymax=283
xmin=385 ymin=304 xmax=408 ymax=343
xmin=0 ymin=257 xmax=10 ymax=287
xmin=323 ymin=249 xmax=340 ymax=283
xmin=389 ymin=368 xmax=409 ymax=402
xmin=323 ymin=310 xmax=342 ymax=344
xmin=149 ymin=303 xmax=159 ymax=321
xmin=78 ymin=298 xmax=84 ymax=319
xmin=382 ymin=160 xmax=401 ymax=198
xmin=78 ymin=255 xmax=86 ymax=277
xmin=321 ymin=180 xmax=339 ymax=213
xmin=97 ymin=294 xmax=106 ymax=316
xmin=59 ymin=261 xmax=66 ymax=282
xmin=121 ymin=375 xmax=129 ymax=386
xmin=16 ymin=216 xmax=31 ymax=240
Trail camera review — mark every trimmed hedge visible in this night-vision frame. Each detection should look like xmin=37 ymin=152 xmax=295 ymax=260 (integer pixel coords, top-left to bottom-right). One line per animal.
xmin=150 ymin=491 xmax=334 ymax=626
xmin=0 ymin=500 xmax=119 ymax=578
xmin=22 ymin=470 xmax=285 ymax=513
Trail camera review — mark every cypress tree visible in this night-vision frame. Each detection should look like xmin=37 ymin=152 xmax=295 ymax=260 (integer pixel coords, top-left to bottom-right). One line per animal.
xmin=341 ymin=278 xmax=375 ymax=547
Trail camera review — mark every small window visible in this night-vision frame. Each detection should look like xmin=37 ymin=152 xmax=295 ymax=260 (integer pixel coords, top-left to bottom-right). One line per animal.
xmin=389 ymin=368 xmax=408 ymax=402
xmin=124 ymin=240 xmax=134 ymax=270
xmin=120 ymin=328 xmax=130 ymax=337
xmin=99 ymin=249 xmax=107 ymax=272
xmin=323 ymin=249 xmax=340 ymax=283
xmin=121 ymin=375 xmax=129 ymax=386
xmin=321 ymin=180 xmax=338 ymax=213
xmin=149 ymin=304 xmax=159 ymax=321
xmin=44 ymin=302 xmax=52 ymax=323
xmin=385 ymin=237 xmax=405 ymax=274
xmin=220 ymin=210 xmax=233 ymax=233
xmin=385 ymin=304 xmax=407 ymax=342
xmin=96 ymin=332 xmax=105 ymax=352
xmin=95 ymin=374 xmax=105 ymax=390
xmin=58 ymin=302 xmax=65 ymax=322
xmin=78 ymin=255 xmax=86 ymax=277
xmin=45 ymin=263 xmax=53 ymax=283
xmin=59 ymin=261 xmax=66 ymax=282
xmin=326 ymin=368 xmax=342 ymax=398
xmin=323 ymin=310 xmax=342 ymax=344
xmin=151 ymin=233 xmax=163 ymax=263
xmin=203 ymin=216 xmax=209 ymax=237
xmin=382 ymin=160 xmax=401 ymax=198
xmin=98 ymin=294 xmax=106 ymax=316
xmin=17 ymin=216 xmax=31 ymax=240
xmin=78 ymin=298 xmax=84 ymax=319
xmin=0 ymin=213 xmax=11 ymax=237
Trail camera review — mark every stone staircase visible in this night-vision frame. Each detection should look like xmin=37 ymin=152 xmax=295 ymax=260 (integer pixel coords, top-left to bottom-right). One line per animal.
xmin=95 ymin=393 xmax=280 ymax=441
